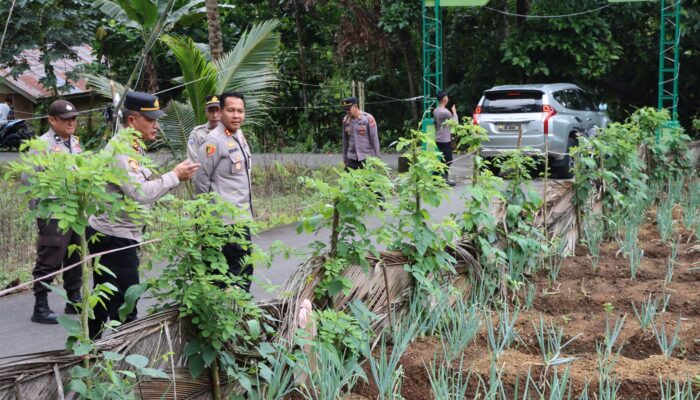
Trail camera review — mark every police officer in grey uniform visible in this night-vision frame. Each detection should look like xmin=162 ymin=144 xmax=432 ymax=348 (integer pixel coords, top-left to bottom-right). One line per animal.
xmin=87 ymin=91 xmax=199 ymax=339
xmin=341 ymin=96 xmax=380 ymax=169
xmin=29 ymin=100 xmax=83 ymax=324
xmin=433 ymin=91 xmax=458 ymax=186
xmin=186 ymin=95 xmax=221 ymax=163
xmin=194 ymin=91 xmax=254 ymax=291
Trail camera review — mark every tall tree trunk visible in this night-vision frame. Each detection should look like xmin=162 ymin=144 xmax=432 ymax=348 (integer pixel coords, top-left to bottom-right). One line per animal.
xmin=295 ymin=1 xmax=308 ymax=107
xmin=397 ymin=28 xmax=419 ymax=122
xmin=205 ymin=0 xmax=224 ymax=61
xmin=142 ymin=52 xmax=159 ymax=93
xmin=516 ymin=0 xmax=530 ymax=26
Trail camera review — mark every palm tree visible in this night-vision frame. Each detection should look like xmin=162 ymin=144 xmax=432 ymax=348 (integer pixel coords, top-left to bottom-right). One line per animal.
xmin=84 ymin=21 xmax=281 ymax=161
xmin=205 ymin=0 xmax=224 ymax=61
xmin=93 ymin=0 xmax=206 ymax=93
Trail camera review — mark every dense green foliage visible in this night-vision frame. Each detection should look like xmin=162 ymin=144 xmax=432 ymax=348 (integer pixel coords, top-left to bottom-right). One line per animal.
xmin=4 ymin=1 xmax=699 ymax=150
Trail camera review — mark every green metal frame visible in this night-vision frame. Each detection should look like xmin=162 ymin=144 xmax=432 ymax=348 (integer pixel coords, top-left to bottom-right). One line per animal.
xmin=422 ymin=0 xmax=442 ymax=135
xmin=657 ymin=0 xmax=681 ymax=122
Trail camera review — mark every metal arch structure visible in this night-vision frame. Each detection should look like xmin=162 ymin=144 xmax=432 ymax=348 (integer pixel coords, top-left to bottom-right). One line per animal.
xmin=420 ymin=0 xmax=683 ymax=138
xmin=421 ymin=0 xmax=489 ymax=138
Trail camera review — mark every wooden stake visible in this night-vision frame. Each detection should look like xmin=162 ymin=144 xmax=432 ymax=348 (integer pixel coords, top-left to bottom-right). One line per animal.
xmin=381 ymin=262 xmax=395 ymax=338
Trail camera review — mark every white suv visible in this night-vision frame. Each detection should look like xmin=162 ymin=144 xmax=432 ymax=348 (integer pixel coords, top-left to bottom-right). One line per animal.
xmin=473 ymin=83 xmax=609 ymax=178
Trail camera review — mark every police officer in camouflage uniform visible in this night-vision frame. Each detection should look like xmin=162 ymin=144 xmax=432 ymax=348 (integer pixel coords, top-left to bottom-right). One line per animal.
xmin=29 ymin=100 xmax=84 ymax=324
xmin=194 ymin=91 xmax=254 ymax=291
xmin=87 ymin=91 xmax=199 ymax=339
xmin=433 ymin=91 xmax=457 ymax=186
xmin=187 ymin=95 xmax=221 ymax=163
xmin=341 ymin=96 xmax=380 ymax=169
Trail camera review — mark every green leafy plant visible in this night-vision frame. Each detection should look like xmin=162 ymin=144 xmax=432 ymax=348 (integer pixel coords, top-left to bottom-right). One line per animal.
xmin=391 ymin=129 xmax=459 ymax=291
xmin=314 ymin=309 xmax=367 ymax=359
xmin=241 ymin=342 xmax=297 ymax=400
xmin=296 ymin=337 xmax=367 ymax=400
xmin=146 ymin=193 xmax=271 ymax=393
xmin=297 ymin=157 xmax=393 ymax=299
xmin=448 ymin=117 xmax=489 ymax=185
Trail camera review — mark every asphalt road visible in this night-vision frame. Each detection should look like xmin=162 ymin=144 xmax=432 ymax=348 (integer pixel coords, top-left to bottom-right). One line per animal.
xmin=0 ymin=152 xmax=475 ymax=361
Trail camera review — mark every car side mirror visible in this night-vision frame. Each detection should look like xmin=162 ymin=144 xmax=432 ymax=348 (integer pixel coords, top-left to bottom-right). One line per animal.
xmin=598 ymin=103 xmax=608 ymax=111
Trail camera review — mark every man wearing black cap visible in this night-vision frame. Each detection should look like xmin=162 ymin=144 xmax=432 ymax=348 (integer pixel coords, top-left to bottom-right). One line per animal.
xmin=341 ymin=96 xmax=380 ymax=169
xmin=187 ymin=95 xmax=221 ymax=163
xmin=28 ymin=99 xmax=84 ymax=324
xmin=434 ymin=91 xmax=457 ymax=186
xmin=87 ymin=91 xmax=200 ymax=339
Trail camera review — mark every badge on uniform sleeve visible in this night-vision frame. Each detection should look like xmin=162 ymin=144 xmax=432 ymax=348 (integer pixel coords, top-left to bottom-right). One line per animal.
xmin=368 ymin=115 xmax=376 ymax=127
xmin=205 ymin=144 xmax=217 ymax=157
xmin=127 ymin=158 xmax=140 ymax=171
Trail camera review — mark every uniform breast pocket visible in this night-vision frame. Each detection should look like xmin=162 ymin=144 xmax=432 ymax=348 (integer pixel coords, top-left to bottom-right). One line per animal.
xmin=228 ymin=150 xmax=245 ymax=174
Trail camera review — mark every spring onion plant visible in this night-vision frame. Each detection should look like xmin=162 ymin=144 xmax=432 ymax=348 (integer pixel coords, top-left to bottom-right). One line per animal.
xmin=682 ymin=179 xmax=699 ymax=234
xmin=296 ymin=339 xmax=366 ymax=400
xmin=583 ymin=214 xmax=605 ymax=270
xmin=659 ymin=378 xmax=697 ymax=400
xmin=534 ymin=316 xmax=579 ymax=372
xmin=438 ymin=297 xmax=482 ymax=363
xmin=525 ymin=283 xmax=536 ymax=310
xmin=656 ymin=197 xmax=675 ymax=242
xmin=651 ymin=316 xmax=682 ymax=359
xmin=632 ymin=294 xmax=661 ymax=332
xmin=603 ymin=314 xmax=626 ymax=356
xmin=665 ymin=240 xmax=679 ymax=285
xmin=427 ymin=354 xmax=472 ymax=400
xmin=485 ymin=305 xmax=520 ymax=360
xmin=546 ymin=237 xmax=567 ymax=285
xmin=364 ymin=323 xmax=417 ymax=400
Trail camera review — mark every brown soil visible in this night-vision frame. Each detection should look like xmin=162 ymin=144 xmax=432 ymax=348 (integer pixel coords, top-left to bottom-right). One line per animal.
xmin=349 ymin=217 xmax=700 ymax=399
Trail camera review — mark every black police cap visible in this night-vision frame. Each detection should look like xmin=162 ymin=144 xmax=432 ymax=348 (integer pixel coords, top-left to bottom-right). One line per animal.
xmin=342 ymin=97 xmax=358 ymax=110
xmin=124 ymin=91 xmax=166 ymax=119
xmin=48 ymin=99 xmax=79 ymax=119
xmin=205 ymin=95 xmax=221 ymax=109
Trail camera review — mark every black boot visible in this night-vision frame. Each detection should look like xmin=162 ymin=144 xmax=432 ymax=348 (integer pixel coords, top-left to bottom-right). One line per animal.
xmin=444 ymin=172 xmax=456 ymax=187
xmin=31 ymin=294 xmax=58 ymax=324
xmin=65 ymin=290 xmax=82 ymax=315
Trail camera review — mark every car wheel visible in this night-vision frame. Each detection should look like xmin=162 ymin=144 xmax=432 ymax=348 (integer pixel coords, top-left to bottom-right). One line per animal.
xmin=551 ymin=136 xmax=577 ymax=179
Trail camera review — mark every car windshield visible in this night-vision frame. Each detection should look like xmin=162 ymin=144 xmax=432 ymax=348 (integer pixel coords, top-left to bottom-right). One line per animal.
xmin=482 ymin=90 xmax=543 ymax=113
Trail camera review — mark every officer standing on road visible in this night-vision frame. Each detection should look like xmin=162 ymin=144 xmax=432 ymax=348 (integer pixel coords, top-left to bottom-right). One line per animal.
xmin=433 ymin=91 xmax=457 ymax=186
xmin=194 ymin=91 xmax=254 ymax=292
xmin=87 ymin=91 xmax=199 ymax=339
xmin=29 ymin=100 xmax=84 ymax=324
xmin=187 ymin=95 xmax=221 ymax=163
xmin=341 ymin=96 xmax=380 ymax=169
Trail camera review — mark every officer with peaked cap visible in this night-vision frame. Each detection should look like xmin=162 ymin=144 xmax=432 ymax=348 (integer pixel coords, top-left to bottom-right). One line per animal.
xmin=87 ymin=91 xmax=200 ymax=339
xmin=194 ymin=91 xmax=254 ymax=291
xmin=187 ymin=95 xmax=221 ymax=163
xmin=341 ymin=96 xmax=380 ymax=169
xmin=29 ymin=99 xmax=84 ymax=324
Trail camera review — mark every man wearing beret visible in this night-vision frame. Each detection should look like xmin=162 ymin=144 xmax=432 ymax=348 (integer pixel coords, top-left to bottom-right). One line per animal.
xmin=29 ymin=99 xmax=84 ymax=324
xmin=87 ymin=91 xmax=200 ymax=339
xmin=341 ymin=96 xmax=380 ymax=169
xmin=187 ymin=95 xmax=221 ymax=163
xmin=194 ymin=91 xmax=254 ymax=291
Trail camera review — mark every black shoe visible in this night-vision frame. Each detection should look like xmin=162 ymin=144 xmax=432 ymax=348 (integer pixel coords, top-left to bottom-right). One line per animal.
xmin=31 ymin=298 xmax=58 ymax=324
xmin=65 ymin=302 xmax=80 ymax=315
xmin=446 ymin=179 xmax=456 ymax=187
xmin=65 ymin=291 xmax=82 ymax=314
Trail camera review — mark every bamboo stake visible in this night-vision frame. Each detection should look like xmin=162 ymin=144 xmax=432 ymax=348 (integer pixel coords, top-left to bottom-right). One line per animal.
xmin=381 ymin=261 xmax=395 ymax=338
xmin=211 ymin=359 xmax=221 ymax=400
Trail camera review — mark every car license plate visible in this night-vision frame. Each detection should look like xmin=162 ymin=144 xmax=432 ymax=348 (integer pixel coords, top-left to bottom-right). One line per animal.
xmin=497 ymin=123 xmax=520 ymax=131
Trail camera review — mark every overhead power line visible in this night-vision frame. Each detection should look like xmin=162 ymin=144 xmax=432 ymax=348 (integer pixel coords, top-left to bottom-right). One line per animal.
xmin=482 ymin=3 xmax=612 ymax=19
